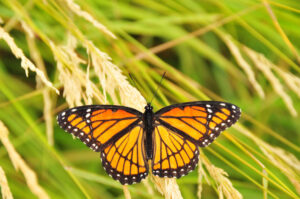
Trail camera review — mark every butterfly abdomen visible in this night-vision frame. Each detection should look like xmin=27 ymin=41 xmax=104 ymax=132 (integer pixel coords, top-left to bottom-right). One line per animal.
xmin=143 ymin=104 xmax=154 ymax=160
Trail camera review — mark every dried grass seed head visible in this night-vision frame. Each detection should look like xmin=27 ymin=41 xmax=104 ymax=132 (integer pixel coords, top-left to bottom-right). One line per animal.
xmin=0 ymin=26 xmax=58 ymax=94
xmin=0 ymin=121 xmax=50 ymax=199
xmin=0 ymin=167 xmax=13 ymax=199
xmin=243 ymin=46 xmax=297 ymax=116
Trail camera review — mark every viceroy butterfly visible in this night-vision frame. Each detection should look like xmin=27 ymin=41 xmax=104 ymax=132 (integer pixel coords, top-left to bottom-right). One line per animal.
xmin=57 ymin=101 xmax=241 ymax=185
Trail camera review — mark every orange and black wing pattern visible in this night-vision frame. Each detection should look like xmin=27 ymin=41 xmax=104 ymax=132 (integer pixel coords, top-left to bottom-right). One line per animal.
xmin=152 ymin=125 xmax=199 ymax=178
xmin=57 ymin=105 xmax=148 ymax=184
xmin=101 ymin=124 xmax=148 ymax=184
xmin=152 ymin=101 xmax=241 ymax=178
xmin=57 ymin=105 xmax=142 ymax=152
xmin=155 ymin=101 xmax=241 ymax=147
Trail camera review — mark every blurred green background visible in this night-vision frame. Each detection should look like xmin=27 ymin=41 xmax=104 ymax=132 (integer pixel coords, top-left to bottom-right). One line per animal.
xmin=0 ymin=0 xmax=299 ymax=198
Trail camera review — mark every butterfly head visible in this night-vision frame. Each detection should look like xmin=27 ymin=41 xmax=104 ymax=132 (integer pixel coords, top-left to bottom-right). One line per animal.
xmin=145 ymin=103 xmax=153 ymax=111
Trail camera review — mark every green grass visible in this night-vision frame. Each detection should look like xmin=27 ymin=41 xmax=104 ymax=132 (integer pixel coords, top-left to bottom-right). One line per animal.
xmin=0 ymin=0 xmax=300 ymax=198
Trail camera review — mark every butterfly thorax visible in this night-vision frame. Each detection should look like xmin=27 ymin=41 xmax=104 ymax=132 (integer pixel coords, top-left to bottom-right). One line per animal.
xmin=143 ymin=103 xmax=154 ymax=159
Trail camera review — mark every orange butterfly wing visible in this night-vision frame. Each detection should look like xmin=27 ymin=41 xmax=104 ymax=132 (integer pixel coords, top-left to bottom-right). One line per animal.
xmin=152 ymin=125 xmax=199 ymax=178
xmin=152 ymin=101 xmax=241 ymax=178
xmin=101 ymin=124 xmax=148 ymax=184
xmin=57 ymin=105 xmax=148 ymax=184
xmin=57 ymin=105 xmax=142 ymax=151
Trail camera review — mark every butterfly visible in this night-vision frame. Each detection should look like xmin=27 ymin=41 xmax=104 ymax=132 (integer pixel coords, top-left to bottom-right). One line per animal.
xmin=57 ymin=101 xmax=241 ymax=185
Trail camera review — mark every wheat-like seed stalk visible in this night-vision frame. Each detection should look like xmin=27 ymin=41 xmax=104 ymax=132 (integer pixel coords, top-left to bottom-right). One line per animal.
xmin=22 ymin=21 xmax=55 ymax=146
xmin=151 ymin=176 xmax=183 ymax=199
xmin=64 ymin=0 xmax=116 ymax=39
xmin=142 ymin=178 xmax=154 ymax=195
xmin=0 ymin=121 xmax=49 ymax=199
xmin=197 ymin=158 xmax=204 ymax=199
xmin=272 ymin=66 xmax=300 ymax=98
xmin=0 ymin=167 xmax=13 ymax=199
xmin=197 ymin=154 xmax=211 ymax=199
xmin=259 ymin=144 xmax=300 ymax=194
xmin=86 ymin=63 xmax=93 ymax=105
xmin=223 ymin=34 xmax=265 ymax=98
xmin=123 ymin=185 xmax=131 ymax=199
xmin=243 ymin=46 xmax=297 ymax=117
xmin=51 ymin=34 xmax=106 ymax=106
xmin=0 ymin=25 xmax=59 ymax=94
xmin=235 ymin=124 xmax=300 ymax=194
xmin=21 ymin=21 xmax=34 ymax=38
xmin=200 ymin=153 xmax=242 ymax=199
xmin=86 ymin=41 xmax=147 ymax=110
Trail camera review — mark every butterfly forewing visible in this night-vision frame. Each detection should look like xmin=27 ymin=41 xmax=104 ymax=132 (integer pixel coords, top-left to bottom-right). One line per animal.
xmin=57 ymin=105 xmax=142 ymax=152
xmin=101 ymin=124 xmax=148 ymax=185
xmin=155 ymin=101 xmax=241 ymax=147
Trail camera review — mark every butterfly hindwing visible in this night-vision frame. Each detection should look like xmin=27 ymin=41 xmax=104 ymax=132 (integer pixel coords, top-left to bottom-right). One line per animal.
xmin=57 ymin=105 xmax=142 ymax=152
xmin=152 ymin=125 xmax=199 ymax=178
xmin=155 ymin=101 xmax=241 ymax=147
xmin=101 ymin=124 xmax=148 ymax=185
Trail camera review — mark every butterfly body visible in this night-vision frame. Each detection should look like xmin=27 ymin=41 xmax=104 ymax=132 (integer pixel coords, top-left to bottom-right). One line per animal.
xmin=143 ymin=103 xmax=155 ymax=159
xmin=57 ymin=101 xmax=241 ymax=185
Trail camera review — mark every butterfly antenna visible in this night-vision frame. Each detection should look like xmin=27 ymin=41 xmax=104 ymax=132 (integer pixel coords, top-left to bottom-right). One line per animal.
xmin=128 ymin=73 xmax=137 ymax=87
xmin=149 ymin=72 xmax=166 ymax=104
xmin=129 ymin=73 xmax=144 ymax=92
